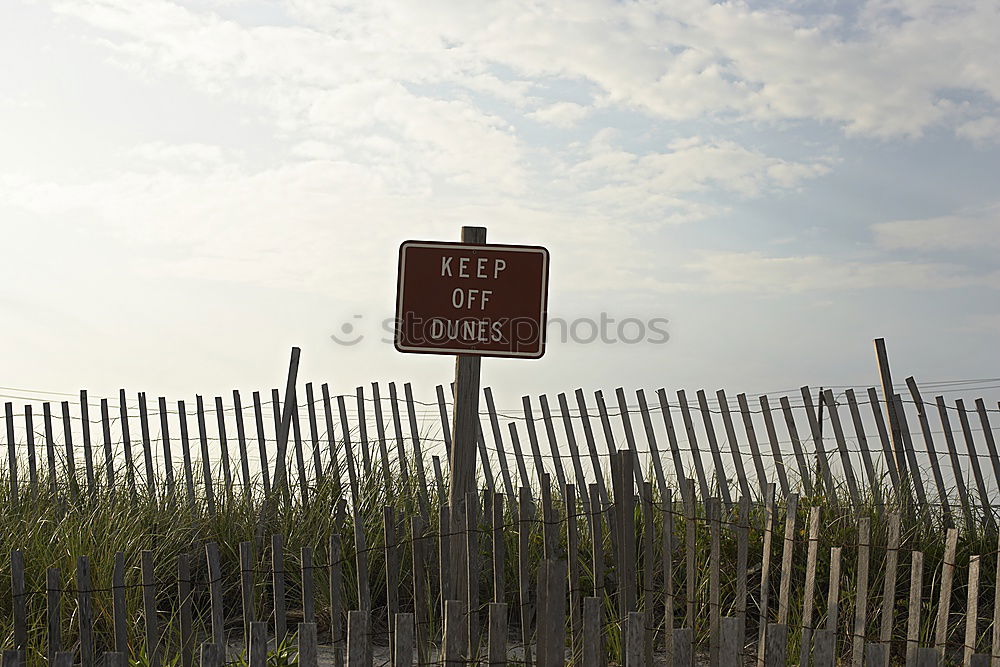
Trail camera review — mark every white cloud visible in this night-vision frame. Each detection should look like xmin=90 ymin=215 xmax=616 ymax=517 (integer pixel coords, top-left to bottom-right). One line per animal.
xmin=683 ymin=251 xmax=1000 ymax=293
xmin=527 ymin=102 xmax=589 ymax=128
xmin=873 ymin=207 xmax=1000 ymax=251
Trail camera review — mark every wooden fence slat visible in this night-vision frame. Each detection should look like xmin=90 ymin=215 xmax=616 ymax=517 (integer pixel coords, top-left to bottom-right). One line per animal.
xmin=583 ymin=597 xmax=601 ymax=667
xmin=756 ymin=484 xmax=776 ymax=667
xmin=113 ymin=551 xmax=127 ymax=655
xmin=993 ymin=532 xmax=1000 ymax=667
xmin=907 ymin=551 xmax=923 ymax=667
xmin=348 ymin=610 xmax=371 ymax=667
xmin=432 ymin=455 xmax=447 ymax=506
xmin=708 ymin=497 xmax=721 ymax=667
xmin=812 ymin=629 xmax=836 ymax=667
xmin=487 ymin=603 xmax=507 ymax=667
xmin=672 ymin=627 xmax=693 ymax=667
xmin=914 ymin=647 xmax=938 ymax=666
xmin=822 ymin=389 xmax=862 ymax=509
xmin=77 ymin=556 xmax=93 ymax=667
xmin=662 ymin=488 xmax=674 ymax=663
xmin=299 ymin=623 xmax=318 ymax=667
xmin=749 ymin=395 xmax=788 ymax=498
xmin=827 ymin=546 xmax=843 ymax=633
xmin=179 ymin=553 xmax=193 ymax=667
xmin=911 ymin=379 xmax=958 ymax=515
xmin=395 ymin=612 xmax=415 ymax=667
xmin=206 ymin=542 xmax=225 ymax=649
xmin=965 ymin=554 xmax=981 ymax=665
xmin=403 ymin=383 xmax=433 ymax=520
xmin=356 ymin=385 xmax=372 ymax=479
xmin=636 ymin=389 xmax=668 ymax=500
xmin=879 ymin=513 xmax=900 ymax=667
xmin=865 ymin=643 xmax=888 ymax=667
xmin=798 ymin=507 xmax=821 ymax=667
xmin=776 ymin=395 xmax=814 ymax=497
xmin=46 ymin=567 xmax=60 ymax=664
xmin=444 ymin=600 xmax=466 ymax=667
xmin=306 ymin=387 xmax=326 ymax=481
xmin=492 ymin=491 xmax=505 ymax=604
xmin=440 ymin=504 xmax=452 ymax=617
xmin=657 ymin=390 xmax=691 ymax=509
xmin=974 ymin=399 xmax=1000 ymax=499
xmin=80 ymin=391 xmax=96 ymax=494
xmin=576 ymin=389 xmax=610 ymax=506
xmin=372 ymin=383 xmax=393 ymax=497
xmin=330 ymin=533 xmax=344 ymax=657
xmin=614 ymin=387 xmax=644 ymax=492
xmin=892 ymin=394 xmax=929 ymax=508
xmin=199 ymin=644 xmax=223 ymax=667
xmin=23 ymin=407 xmax=35 ymax=494
xmin=621 ymin=456 xmax=638 ymax=618
xmin=249 ymin=622 xmax=267 ymax=667
xmin=735 ymin=496 xmax=749 ymax=657
xmin=538 ymin=394 xmax=569 ymax=493
xmin=521 ymin=396 xmax=548 ymax=485
xmin=289 ymin=393 xmax=309 ymax=503
xmin=594 ymin=389 xmax=620 ymax=463
xmin=798 ymin=387 xmax=836 ymax=498
xmin=232 ymin=390 xmax=252 ymax=494
xmin=589 ymin=484 xmax=605 ymax=603
xmin=11 ymin=549 xmax=27 ymax=658
xmin=677 ymin=390 xmax=711 ymax=504
xmin=518 ymin=487 xmax=535 ymax=656
xmin=505 ymin=421 xmax=531 ymax=493
xmin=386 ymin=383 xmax=410 ymax=493
xmin=42 ymin=402 xmax=57 ymax=495
xmin=116 ymin=391 xmax=136 ymax=498
xmin=865 ymin=387 xmax=902 ymax=497
xmin=852 ymin=518 xmax=871 ymax=667
xmin=559 ymin=392 xmax=593 ymax=508
xmin=764 ymin=623 xmax=787 ymax=667
xmin=717 ymin=391 xmax=759 ymax=499
xmin=177 ymin=400 xmax=197 ymax=508
xmin=100 ymin=398 xmax=116 ymax=491
xmin=6 ymin=403 xmax=21 ymax=504
xmin=488 ymin=389 xmax=516 ymax=500
xmin=272 ymin=534 xmax=287 ymax=642
xmin=640 ymin=482 xmax=654 ymax=667
xmin=302 ymin=546 xmax=316 ymax=624
xmin=955 ymin=399 xmax=994 ymax=529
xmin=136 ymin=393 xmax=155 ymax=497
xmin=410 ymin=517 xmax=429 ymax=666
xmin=545 ymin=560 xmax=567 ymax=667
xmin=251 ymin=391 xmax=271 ymax=495
xmin=626 ymin=611 xmax=645 ymax=667
xmin=844 ymin=389 xmax=881 ymax=505
xmin=208 ymin=398 xmax=231 ymax=502
xmin=720 ymin=617 xmax=741 ymax=666
xmin=384 ymin=508 xmax=399 ymax=660
xmin=435 ymin=383 xmax=454 ymax=460
xmin=60 ymin=401 xmax=78 ymax=499
xmin=239 ymin=542 xmax=255 ymax=654
xmin=467 ymin=491 xmax=482 ymax=660
xmin=934 ymin=528 xmax=959 ymax=658
xmin=932 ymin=392 xmax=974 ymax=526
xmin=195 ymin=396 xmax=218 ymax=514
xmin=683 ymin=478 xmax=696 ymax=632
xmin=142 ymin=550 xmax=160 ymax=667
xmin=695 ymin=389 xmax=733 ymax=508
xmin=777 ymin=494 xmax=798 ymax=626
xmin=53 ymin=652 xmax=72 ymax=667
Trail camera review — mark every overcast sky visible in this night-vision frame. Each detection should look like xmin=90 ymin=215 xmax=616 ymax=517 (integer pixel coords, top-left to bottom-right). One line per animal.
xmin=1 ymin=0 xmax=998 ymax=412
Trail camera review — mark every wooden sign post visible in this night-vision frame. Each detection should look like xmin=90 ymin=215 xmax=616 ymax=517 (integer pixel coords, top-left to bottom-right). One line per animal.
xmin=395 ymin=226 xmax=550 ymax=597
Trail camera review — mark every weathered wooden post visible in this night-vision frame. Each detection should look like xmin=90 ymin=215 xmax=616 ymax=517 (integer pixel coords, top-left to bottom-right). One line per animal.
xmin=394 ymin=227 xmax=550 ymax=600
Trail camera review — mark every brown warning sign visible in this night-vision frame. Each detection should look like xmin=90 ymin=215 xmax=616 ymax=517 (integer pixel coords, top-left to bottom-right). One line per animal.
xmin=394 ymin=240 xmax=549 ymax=358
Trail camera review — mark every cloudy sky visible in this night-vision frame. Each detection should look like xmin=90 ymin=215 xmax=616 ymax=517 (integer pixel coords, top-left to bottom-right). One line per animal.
xmin=1 ymin=0 xmax=998 ymax=411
